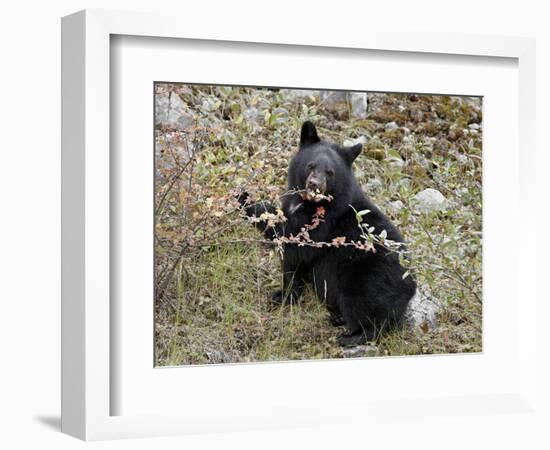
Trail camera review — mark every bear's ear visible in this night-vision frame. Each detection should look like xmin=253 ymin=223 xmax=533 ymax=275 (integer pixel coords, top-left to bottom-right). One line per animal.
xmin=342 ymin=143 xmax=362 ymax=164
xmin=300 ymin=121 xmax=320 ymax=148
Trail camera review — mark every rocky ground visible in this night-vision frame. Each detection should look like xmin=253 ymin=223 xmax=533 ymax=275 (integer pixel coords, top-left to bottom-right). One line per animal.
xmin=154 ymin=84 xmax=482 ymax=365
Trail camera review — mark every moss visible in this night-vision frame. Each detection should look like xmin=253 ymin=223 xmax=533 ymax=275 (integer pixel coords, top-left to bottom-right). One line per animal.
xmin=366 ymin=147 xmax=386 ymax=161
xmin=415 ymin=122 xmax=439 ymax=137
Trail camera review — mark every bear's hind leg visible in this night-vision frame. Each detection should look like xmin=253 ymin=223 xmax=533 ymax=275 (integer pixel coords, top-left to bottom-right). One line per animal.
xmin=337 ymin=325 xmax=377 ymax=347
xmin=337 ymin=289 xmax=380 ymax=346
xmin=329 ymin=312 xmax=345 ymax=327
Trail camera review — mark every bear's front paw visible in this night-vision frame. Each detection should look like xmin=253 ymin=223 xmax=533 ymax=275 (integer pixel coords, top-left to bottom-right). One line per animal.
xmin=271 ymin=290 xmax=298 ymax=306
xmin=329 ymin=314 xmax=345 ymax=327
xmin=337 ymin=332 xmax=368 ymax=347
xmin=236 ymin=191 xmax=250 ymax=207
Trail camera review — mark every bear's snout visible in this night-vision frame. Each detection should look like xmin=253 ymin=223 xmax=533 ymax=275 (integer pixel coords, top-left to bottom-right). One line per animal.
xmin=306 ymin=178 xmax=322 ymax=191
xmin=304 ymin=172 xmax=329 ymax=202
xmin=305 ymin=173 xmax=326 ymax=193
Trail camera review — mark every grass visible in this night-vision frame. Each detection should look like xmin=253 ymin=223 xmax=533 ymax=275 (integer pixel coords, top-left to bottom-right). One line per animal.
xmin=154 ymin=85 xmax=483 ymax=365
xmin=156 ymin=226 xmax=343 ymax=364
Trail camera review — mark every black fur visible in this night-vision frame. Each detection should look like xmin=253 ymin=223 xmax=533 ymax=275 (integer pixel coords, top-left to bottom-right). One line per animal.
xmin=240 ymin=121 xmax=416 ymax=346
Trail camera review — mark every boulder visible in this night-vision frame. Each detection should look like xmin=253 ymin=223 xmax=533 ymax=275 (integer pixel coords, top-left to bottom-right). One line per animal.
xmin=389 ymin=200 xmax=404 ymax=212
xmin=320 ymin=90 xmax=348 ymax=104
xmin=413 ymin=188 xmax=447 ymax=213
xmin=349 ymin=92 xmax=368 ymax=119
xmin=155 ymin=92 xmax=194 ymax=129
xmin=320 ymin=91 xmax=368 ymax=119
xmin=364 ymin=177 xmax=383 ymax=195
xmin=343 ymin=135 xmax=368 ymax=147
xmin=404 ymin=286 xmax=440 ymax=330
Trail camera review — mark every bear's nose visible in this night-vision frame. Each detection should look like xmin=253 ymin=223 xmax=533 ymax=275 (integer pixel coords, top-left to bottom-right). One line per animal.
xmin=307 ymin=178 xmax=321 ymax=190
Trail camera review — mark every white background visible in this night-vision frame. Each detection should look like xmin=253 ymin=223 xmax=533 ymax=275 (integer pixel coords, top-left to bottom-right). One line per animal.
xmin=0 ymin=1 xmax=548 ymax=449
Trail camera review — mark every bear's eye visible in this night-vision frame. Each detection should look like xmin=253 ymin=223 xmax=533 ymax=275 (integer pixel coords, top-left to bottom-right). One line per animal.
xmin=326 ymin=169 xmax=334 ymax=177
xmin=307 ymin=163 xmax=316 ymax=171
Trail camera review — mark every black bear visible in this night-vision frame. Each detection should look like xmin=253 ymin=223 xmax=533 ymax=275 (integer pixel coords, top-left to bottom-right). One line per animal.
xmin=240 ymin=121 xmax=416 ymax=346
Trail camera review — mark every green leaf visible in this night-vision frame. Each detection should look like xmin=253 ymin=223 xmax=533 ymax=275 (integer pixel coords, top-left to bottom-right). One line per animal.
xmin=355 ymin=209 xmax=371 ymax=222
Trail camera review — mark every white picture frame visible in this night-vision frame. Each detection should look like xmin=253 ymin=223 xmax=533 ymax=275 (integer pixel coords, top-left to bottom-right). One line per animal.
xmin=61 ymin=9 xmax=538 ymax=441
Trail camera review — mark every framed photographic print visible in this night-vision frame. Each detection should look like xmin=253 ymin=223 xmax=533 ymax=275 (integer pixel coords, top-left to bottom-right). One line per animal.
xmin=62 ymin=9 xmax=539 ymax=441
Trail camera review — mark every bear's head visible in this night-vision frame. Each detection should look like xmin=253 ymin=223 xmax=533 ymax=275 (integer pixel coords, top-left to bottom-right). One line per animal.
xmin=288 ymin=121 xmax=362 ymax=203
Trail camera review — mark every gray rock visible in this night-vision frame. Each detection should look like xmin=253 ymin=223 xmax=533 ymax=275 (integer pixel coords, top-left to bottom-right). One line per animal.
xmin=177 ymin=113 xmax=195 ymax=129
xmin=389 ymin=200 xmax=404 ymax=212
xmin=349 ymin=92 xmax=368 ymax=119
xmin=386 ymin=155 xmax=405 ymax=170
xmin=385 ymin=121 xmax=399 ymax=130
xmin=354 ymin=168 xmax=365 ymax=180
xmin=156 ymin=92 xmax=170 ymax=116
xmin=413 ymin=188 xmax=447 ymax=213
xmin=342 ymin=344 xmax=379 ymax=358
xmin=343 ymin=135 xmax=368 ymax=147
xmin=155 ymin=92 xmax=195 ymax=130
xmin=320 ymin=91 xmax=368 ymax=119
xmin=320 ymin=91 xmax=348 ymax=104
xmin=364 ymin=177 xmax=382 ymax=195
xmin=404 ymin=286 xmax=440 ymax=330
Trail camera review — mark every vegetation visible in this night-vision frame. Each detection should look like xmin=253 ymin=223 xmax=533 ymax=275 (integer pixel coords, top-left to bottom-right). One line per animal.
xmin=154 ymin=84 xmax=482 ymax=365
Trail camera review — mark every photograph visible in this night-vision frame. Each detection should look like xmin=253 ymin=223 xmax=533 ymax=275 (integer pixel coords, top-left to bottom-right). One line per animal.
xmin=154 ymin=84 xmax=483 ymax=366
